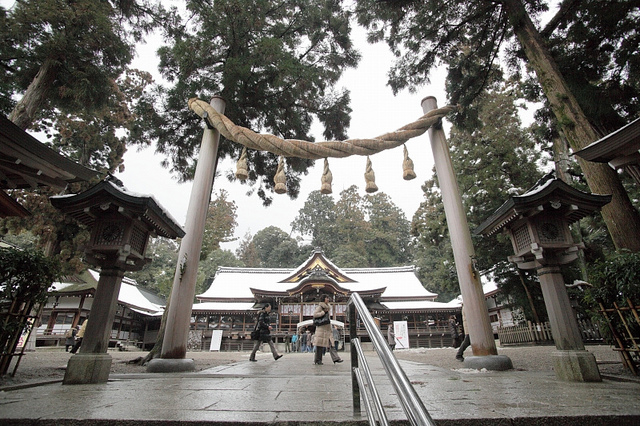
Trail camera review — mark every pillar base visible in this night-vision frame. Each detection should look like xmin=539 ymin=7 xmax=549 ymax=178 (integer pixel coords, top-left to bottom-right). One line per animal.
xmin=63 ymin=353 xmax=112 ymax=385
xmin=552 ymin=350 xmax=602 ymax=382
xmin=147 ymin=358 xmax=195 ymax=373
xmin=463 ymin=355 xmax=513 ymax=371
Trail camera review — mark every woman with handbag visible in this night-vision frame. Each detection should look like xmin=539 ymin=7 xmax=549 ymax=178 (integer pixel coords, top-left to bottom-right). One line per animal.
xmin=312 ymin=295 xmax=343 ymax=365
xmin=249 ymin=303 xmax=283 ymax=362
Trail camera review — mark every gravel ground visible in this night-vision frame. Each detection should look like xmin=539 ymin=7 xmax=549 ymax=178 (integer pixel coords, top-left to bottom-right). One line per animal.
xmin=0 ymin=343 xmax=632 ymax=388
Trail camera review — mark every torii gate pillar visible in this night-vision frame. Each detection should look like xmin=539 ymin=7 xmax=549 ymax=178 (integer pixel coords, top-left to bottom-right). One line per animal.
xmin=422 ymin=96 xmax=512 ymax=371
xmin=148 ymin=97 xmax=226 ymax=373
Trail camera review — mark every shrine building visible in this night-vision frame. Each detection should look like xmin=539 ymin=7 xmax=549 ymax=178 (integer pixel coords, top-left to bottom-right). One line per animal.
xmin=191 ymin=249 xmax=461 ymax=350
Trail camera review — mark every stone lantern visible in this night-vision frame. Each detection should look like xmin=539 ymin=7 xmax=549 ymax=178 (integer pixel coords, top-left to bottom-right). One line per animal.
xmin=475 ymin=173 xmax=611 ymax=382
xmin=50 ymin=177 xmax=184 ymax=384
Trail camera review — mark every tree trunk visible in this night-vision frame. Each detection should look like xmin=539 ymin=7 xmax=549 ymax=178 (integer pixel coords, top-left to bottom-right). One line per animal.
xmin=502 ymin=0 xmax=640 ymax=252
xmin=517 ymin=269 xmax=540 ymax=323
xmin=9 ymin=57 xmax=58 ymax=130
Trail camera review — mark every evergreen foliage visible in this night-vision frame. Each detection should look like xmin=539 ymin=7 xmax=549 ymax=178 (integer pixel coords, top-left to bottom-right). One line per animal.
xmin=354 ymin=0 xmax=640 ymax=251
xmin=292 ymin=186 xmax=411 ymax=267
xmin=0 ymin=246 xmax=61 ymax=373
xmin=146 ymin=0 xmax=361 ymax=205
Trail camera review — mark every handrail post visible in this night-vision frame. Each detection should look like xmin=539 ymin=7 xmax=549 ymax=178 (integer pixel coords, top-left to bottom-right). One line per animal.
xmin=349 ymin=302 xmax=360 ymax=414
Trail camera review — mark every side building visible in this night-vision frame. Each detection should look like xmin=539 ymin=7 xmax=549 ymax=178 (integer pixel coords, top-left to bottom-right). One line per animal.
xmin=37 ymin=269 xmax=165 ymax=350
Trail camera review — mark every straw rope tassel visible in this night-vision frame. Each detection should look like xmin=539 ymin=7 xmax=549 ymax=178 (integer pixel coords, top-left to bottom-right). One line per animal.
xmin=321 ymin=158 xmax=333 ymax=194
xmin=236 ymin=146 xmax=249 ymax=180
xmin=364 ymin=156 xmax=378 ymax=193
xmin=274 ymin=156 xmax=287 ymax=194
xmin=402 ymin=144 xmax=417 ymax=180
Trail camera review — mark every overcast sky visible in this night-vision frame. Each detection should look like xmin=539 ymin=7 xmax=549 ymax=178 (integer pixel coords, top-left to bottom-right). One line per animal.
xmin=116 ymin=23 xmax=450 ymax=252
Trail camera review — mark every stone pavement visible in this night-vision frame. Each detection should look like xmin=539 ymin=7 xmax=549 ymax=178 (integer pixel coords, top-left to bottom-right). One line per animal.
xmin=0 ymin=350 xmax=639 ymax=425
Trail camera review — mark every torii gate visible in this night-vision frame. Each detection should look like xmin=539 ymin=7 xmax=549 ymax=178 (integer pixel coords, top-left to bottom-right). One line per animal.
xmin=147 ymin=95 xmax=512 ymax=372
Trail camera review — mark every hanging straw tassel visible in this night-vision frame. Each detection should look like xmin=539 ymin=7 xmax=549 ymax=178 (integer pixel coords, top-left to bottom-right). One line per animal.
xmin=320 ymin=158 xmax=333 ymax=194
xmin=274 ymin=156 xmax=287 ymax=194
xmin=364 ymin=156 xmax=378 ymax=193
xmin=236 ymin=147 xmax=249 ymax=180
xmin=402 ymin=144 xmax=416 ymax=180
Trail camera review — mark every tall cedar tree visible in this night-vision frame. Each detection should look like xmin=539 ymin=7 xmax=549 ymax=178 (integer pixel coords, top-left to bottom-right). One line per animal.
xmin=144 ymin=0 xmax=360 ymax=205
xmin=355 ymin=0 xmax=640 ymax=252
xmin=1 ymin=0 xmax=167 ymax=271
xmin=292 ymin=187 xmax=411 ymax=267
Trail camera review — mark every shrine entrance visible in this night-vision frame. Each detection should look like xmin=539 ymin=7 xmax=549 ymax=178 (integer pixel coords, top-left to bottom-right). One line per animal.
xmin=149 ymin=95 xmax=508 ymax=372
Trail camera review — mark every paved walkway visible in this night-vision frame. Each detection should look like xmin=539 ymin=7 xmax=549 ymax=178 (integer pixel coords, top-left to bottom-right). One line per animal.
xmin=1 ymin=351 xmax=639 ymax=425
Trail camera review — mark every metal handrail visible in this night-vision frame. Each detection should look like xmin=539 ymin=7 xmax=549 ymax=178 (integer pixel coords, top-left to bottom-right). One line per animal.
xmin=348 ymin=292 xmax=436 ymax=426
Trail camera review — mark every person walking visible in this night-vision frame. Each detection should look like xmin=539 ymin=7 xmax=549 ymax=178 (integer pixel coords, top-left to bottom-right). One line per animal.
xmin=387 ymin=324 xmax=396 ymax=351
xmin=249 ymin=303 xmax=283 ymax=362
xmin=312 ymin=295 xmax=343 ymax=365
xmin=332 ymin=325 xmax=341 ymax=352
xmin=69 ymin=317 xmax=88 ymax=354
xmin=456 ymin=307 xmax=471 ymax=361
xmin=291 ymin=331 xmax=298 ymax=352
xmin=64 ymin=326 xmax=78 ymax=352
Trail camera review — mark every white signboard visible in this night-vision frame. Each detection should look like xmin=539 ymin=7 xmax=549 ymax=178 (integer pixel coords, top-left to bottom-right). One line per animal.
xmin=393 ymin=321 xmax=409 ymax=349
xmin=209 ymin=330 xmax=223 ymax=351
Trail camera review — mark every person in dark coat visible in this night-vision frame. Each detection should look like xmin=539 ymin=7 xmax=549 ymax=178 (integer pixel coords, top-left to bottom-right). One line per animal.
xmin=64 ymin=326 xmax=78 ymax=352
xmin=249 ymin=303 xmax=283 ymax=362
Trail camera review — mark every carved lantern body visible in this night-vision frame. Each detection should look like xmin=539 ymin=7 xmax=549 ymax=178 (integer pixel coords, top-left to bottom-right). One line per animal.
xmin=476 ymin=174 xmax=612 ymax=270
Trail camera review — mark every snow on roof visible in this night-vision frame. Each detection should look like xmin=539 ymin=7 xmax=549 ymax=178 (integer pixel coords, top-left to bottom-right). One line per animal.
xmin=450 ymin=273 xmax=500 ymax=305
xmin=382 ymin=300 xmax=460 ymax=311
xmin=197 ymin=265 xmax=437 ymax=301
xmin=117 ymin=281 xmax=164 ymax=314
xmin=103 ymin=179 xmax=182 ymax=229
xmin=60 ymin=269 xmax=164 ymax=315
xmin=192 ymin=302 xmax=257 ymax=312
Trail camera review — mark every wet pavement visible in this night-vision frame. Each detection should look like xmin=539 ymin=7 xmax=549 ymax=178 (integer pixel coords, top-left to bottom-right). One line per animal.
xmin=1 ymin=350 xmax=639 ymax=425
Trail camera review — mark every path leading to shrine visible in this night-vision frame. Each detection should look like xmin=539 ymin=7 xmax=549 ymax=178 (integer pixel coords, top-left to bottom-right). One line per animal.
xmin=1 ymin=345 xmax=639 ymax=425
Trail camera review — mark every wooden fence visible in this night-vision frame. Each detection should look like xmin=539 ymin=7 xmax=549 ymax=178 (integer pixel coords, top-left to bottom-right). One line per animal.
xmin=497 ymin=321 xmax=553 ymax=345
xmin=598 ymin=298 xmax=639 ymax=376
xmin=497 ymin=319 xmax=603 ymax=346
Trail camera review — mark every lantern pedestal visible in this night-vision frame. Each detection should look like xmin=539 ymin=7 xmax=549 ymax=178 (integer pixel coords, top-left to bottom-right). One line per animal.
xmin=537 ymin=262 xmax=601 ymax=382
xmin=552 ymin=350 xmax=601 ymax=382
xmin=63 ymin=353 xmax=112 ymax=384
xmin=147 ymin=358 xmax=196 ymax=373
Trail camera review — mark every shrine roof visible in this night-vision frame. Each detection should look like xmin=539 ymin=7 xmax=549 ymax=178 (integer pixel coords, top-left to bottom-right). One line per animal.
xmin=0 ymin=115 xmax=99 ymax=191
xmin=574 ymin=117 xmax=640 ymax=167
xmin=196 ymin=262 xmax=437 ymax=302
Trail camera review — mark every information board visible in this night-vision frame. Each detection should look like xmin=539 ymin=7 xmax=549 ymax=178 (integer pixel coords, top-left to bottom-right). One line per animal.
xmin=209 ymin=330 xmax=223 ymax=351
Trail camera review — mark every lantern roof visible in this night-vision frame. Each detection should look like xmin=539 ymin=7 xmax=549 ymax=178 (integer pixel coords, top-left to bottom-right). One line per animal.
xmin=50 ymin=176 xmax=185 ymax=239
xmin=474 ymin=173 xmax=611 ymax=237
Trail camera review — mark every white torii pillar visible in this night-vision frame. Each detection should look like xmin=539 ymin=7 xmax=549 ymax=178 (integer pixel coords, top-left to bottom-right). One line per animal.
xmin=148 ymin=97 xmax=226 ymax=372
xmin=422 ymin=96 xmax=512 ymax=370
